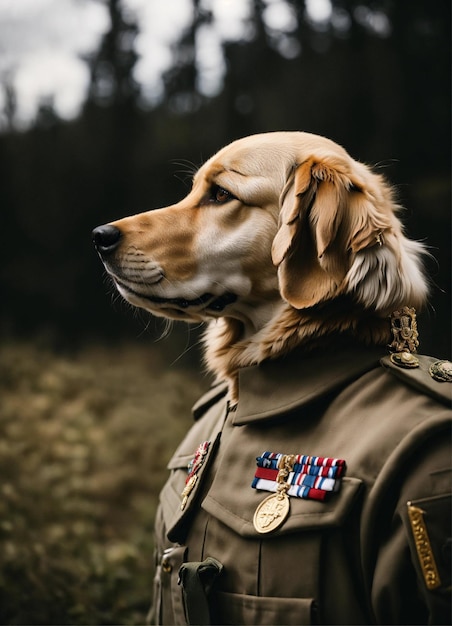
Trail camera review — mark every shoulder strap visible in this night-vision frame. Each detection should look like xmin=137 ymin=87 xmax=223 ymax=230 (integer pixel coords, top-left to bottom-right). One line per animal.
xmin=380 ymin=355 xmax=452 ymax=407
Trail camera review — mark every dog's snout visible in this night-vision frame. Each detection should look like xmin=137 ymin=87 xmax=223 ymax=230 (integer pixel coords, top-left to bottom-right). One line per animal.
xmin=92 ymin=224 xmax=121 ymax=254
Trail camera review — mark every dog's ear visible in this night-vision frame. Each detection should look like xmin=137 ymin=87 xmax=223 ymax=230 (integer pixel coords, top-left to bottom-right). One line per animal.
xmin=272 ymin=157 xmax=392 ymax=309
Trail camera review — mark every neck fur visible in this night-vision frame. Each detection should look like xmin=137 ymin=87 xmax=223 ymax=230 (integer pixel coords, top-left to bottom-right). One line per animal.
xmin=203 ymin=300 xmax=391 ymax=403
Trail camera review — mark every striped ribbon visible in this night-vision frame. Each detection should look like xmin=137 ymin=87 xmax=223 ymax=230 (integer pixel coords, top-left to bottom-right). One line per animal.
xmin=251 ymin=451 xmax=346 ymax=502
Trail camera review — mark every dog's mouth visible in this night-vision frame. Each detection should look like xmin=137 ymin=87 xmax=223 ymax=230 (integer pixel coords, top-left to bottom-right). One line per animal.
xmin=115 ymin=279 xmax=238 ymax=314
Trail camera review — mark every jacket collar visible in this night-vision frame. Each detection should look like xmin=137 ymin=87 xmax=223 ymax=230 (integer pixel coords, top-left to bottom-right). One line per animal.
xmin=232 ymin=342 xmax=385 ymax=425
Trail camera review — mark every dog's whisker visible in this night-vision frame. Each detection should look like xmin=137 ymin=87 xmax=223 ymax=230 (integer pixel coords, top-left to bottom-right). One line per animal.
xmin=170 ymin=159 xmax=200 ymax=187
xmin=372 ymin=158 xmax=400 ymax=170
xmin=155 ymin=318 xmax=174 ymax=341
xmin=168 ymin=330 xmax=205 ymax=368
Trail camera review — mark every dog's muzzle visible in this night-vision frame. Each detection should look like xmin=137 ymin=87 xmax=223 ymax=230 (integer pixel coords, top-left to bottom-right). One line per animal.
xmin=92 ymin=223 xmax=238 ymax=316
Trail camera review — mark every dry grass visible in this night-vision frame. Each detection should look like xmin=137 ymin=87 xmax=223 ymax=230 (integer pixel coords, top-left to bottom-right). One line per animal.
xmin=0 ymin=339 xmax=207 ymax=625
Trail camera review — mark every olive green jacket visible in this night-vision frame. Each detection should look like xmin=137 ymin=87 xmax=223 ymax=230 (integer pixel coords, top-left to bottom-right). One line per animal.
xmin=151 ymin=344 xmax=451 ymax=625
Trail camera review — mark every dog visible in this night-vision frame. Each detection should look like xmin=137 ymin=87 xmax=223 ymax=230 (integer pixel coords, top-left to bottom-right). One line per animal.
xmin=92 ymin=131 xmax=428 ymax=401
xmin=91 ymin=133 xmax=452 ymax=626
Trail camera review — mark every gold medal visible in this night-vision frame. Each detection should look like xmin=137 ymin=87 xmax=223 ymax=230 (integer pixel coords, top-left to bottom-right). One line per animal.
xmin=253 ymin=454 xmax=295 ymax=534
xmin=253 ymin=492 xmax=290 ymax=533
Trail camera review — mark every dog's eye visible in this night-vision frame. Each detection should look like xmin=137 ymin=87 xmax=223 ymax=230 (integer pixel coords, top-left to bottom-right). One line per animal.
xmin=211 ymin=185 xmax=235 ymax=204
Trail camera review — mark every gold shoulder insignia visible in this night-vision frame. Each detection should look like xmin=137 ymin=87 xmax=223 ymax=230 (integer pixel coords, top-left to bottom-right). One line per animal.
xmin=389 ymin=307 xmax=419 ymax=354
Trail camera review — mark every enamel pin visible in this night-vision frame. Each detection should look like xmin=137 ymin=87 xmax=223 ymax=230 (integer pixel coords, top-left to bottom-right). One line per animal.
xmin=180 ymin=441 xmax=210 ymax=510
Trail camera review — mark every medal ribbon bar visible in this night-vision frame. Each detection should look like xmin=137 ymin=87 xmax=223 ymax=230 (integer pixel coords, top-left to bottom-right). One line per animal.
xmin=252 ymin=451 xmax=346 ymax=502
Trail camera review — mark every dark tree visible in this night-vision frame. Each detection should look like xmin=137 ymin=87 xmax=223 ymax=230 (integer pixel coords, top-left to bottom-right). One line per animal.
xmin=86 ymin=0 xmax=140 ymax=108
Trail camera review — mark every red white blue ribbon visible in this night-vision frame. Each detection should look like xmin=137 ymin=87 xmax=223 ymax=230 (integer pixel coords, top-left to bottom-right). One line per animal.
xmin=252 ymin=451 xmax=346 ymax=502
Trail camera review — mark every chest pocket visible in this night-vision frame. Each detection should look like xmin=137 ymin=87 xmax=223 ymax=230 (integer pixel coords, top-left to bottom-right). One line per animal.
xmin=203 ymin=475 xmax=363 ymax=537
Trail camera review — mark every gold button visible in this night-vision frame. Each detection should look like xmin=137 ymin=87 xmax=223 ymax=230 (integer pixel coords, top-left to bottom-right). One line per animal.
xmin=429 ymin=360 xmax=452 ymax=382
xmin=390 ymin=351 xmax=420 ymax=369
xmin=162 ymin=558 xmax=172 ymax=574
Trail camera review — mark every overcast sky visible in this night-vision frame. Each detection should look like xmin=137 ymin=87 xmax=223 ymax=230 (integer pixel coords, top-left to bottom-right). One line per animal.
xmin=0 ymin=0 xmax=332 ymax=129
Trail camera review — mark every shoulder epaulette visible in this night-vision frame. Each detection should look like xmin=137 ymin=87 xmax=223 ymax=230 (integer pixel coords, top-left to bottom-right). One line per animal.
xmin=381 ymin=354 xmax=452 ymax=408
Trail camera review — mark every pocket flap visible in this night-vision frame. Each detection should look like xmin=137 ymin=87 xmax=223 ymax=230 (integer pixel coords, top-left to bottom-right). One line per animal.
xmin=202 ymin=476 xmax=363 ymax=537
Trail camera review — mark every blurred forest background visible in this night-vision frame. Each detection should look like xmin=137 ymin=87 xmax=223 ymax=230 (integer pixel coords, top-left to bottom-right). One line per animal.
xmin=0 ymin=0 xmax=450 ymax=623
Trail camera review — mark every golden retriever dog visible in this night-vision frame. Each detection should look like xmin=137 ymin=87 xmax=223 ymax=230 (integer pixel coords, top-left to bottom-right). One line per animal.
xmin=92 ymin=131 xmax=428 ymax=401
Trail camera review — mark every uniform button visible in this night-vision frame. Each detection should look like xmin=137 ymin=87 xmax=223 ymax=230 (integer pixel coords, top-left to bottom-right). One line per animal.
xmin=429 ymin=360 xmax=452 ymax=382
xmin=162 ymin=558 xmax=172 ymax=574
xmin=390 ymin=351 xmax=420 ymax=369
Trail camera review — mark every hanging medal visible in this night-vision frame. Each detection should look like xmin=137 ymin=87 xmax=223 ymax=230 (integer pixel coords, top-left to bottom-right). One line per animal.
xmin=253 ymin=454 xmax=294 ymax=533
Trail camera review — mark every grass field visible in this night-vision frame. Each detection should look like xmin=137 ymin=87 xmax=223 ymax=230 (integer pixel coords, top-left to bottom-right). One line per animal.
xmin=0 ymin=339 xmax=207 ymax=625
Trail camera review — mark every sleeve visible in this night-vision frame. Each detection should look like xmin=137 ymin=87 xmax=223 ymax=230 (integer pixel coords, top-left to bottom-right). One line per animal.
xmin=371 ymin=429 xmax=452 ymax=625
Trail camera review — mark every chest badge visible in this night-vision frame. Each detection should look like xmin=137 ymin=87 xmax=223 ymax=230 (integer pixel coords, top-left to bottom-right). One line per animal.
xmin=252 ymin=451 xmax=346 ymax=533
xmin=180 ymin=441 xmax=210 ymax=510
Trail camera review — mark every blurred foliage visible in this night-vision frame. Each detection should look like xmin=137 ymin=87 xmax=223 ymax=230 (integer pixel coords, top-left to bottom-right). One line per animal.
xmin=0 ymin=340 xmax=207 ymax=624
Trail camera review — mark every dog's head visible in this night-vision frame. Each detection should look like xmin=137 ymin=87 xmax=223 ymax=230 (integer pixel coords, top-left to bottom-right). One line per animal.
xmin=93 ymin=131 xmax=428 ymax=354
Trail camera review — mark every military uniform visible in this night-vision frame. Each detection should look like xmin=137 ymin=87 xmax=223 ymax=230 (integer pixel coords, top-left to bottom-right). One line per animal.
xmin=150 ymin=342 xmax=452 ymax=625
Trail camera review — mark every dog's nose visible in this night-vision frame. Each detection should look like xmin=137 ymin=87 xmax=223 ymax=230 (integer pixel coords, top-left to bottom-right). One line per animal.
xmin=92 ymin=224 xmax=121 ymax=254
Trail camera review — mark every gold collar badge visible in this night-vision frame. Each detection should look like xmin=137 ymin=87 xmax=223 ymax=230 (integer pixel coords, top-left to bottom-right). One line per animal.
xmin=389 ymin=306 xmax=420 ymax=369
